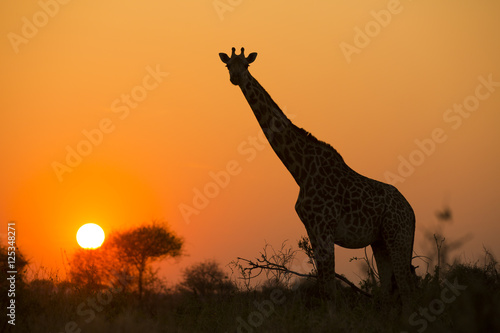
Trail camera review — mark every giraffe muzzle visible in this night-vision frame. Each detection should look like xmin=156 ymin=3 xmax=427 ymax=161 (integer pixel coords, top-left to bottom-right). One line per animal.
xmin=230 ymin=73 xmax=241 ymax=86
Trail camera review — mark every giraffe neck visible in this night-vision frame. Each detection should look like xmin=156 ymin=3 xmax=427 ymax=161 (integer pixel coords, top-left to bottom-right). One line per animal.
xmin=239 ymin=72 xmax=345 ymax=186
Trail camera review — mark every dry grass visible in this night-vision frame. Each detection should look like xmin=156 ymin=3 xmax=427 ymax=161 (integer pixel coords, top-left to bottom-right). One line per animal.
xmin=4 ymin=250 xmax=498 ymax=333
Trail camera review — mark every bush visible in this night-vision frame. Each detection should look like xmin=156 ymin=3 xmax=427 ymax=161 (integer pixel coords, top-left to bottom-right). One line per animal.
xmin=178 ymin=260 xmax=236 ymax=299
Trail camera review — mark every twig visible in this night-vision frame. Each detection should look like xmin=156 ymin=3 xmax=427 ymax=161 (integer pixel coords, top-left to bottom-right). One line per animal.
xmin=236 ymin=257 xmax=372 ymax=298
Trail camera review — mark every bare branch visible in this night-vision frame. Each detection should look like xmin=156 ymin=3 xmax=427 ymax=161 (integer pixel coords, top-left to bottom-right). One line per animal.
xmin=235 ymin=256 xmax=372 ymax=298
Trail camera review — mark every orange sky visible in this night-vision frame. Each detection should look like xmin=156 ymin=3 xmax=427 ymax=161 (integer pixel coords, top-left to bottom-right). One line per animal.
xmin=1 ymin=1 xmax=499 ymax=285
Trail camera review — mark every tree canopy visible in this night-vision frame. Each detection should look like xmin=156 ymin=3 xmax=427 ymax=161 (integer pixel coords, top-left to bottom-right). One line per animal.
xmin=69 ymin=221 xmax=183 ymax=298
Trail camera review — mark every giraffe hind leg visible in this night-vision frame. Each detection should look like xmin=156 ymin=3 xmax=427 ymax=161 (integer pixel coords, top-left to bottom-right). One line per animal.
xmin=384 ymin=226 xmax=415 ymax=309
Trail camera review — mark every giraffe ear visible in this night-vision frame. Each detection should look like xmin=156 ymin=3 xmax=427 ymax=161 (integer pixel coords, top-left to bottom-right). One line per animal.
xmin=219 ymin=53 xmax=230 ymax=63
xmin=247 ymin=52 xmax=257 ymax=64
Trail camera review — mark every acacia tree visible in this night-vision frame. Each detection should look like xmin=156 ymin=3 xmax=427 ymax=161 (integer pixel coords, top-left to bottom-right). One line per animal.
xmin=68 ymin=221 xmax=183 ymax=298
xmin=109 ymin=222 xmax=183 ymax=298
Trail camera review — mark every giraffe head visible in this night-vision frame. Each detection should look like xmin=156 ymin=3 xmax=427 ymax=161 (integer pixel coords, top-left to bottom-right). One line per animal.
xmin=219 ymin=47 xmax=257 ymax=86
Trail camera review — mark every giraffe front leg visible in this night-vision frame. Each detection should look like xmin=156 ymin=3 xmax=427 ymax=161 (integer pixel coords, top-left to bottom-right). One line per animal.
xmin=371 ymin=240 xmax=395 ymax=300
xmin=296 ymin=193 xmax=336 ymax=314
xmin=309 ymin=232 xmax=336 ymax=315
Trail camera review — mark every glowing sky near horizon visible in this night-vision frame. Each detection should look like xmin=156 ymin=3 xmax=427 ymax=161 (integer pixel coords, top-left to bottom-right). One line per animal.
xmin=1 ymin=0 xmax=499 ymax=284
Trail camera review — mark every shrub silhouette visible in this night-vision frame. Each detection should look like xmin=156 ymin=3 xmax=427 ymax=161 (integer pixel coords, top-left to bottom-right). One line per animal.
xmin=1 ymin=242 xmax=29 ymax=299
xmin=178 ymin=260 xmax=236 ymax=299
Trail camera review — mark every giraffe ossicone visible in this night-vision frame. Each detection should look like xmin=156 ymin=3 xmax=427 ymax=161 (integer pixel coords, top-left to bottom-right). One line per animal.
xmin=219 ymin=47 xmax=416 ymax=309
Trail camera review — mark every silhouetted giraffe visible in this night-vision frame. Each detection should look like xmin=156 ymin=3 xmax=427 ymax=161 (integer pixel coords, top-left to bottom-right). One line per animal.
xmin=219 ymin=47 xmax=416 ymax=309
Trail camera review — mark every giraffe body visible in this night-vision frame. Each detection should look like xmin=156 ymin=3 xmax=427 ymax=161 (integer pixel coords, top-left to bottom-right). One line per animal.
xmin=219 ymin=48 xmax=415 ymax=306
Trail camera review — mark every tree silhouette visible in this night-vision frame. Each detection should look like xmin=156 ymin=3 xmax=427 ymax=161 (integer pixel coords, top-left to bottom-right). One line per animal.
xmin=68 ymin=221 xmax=183 ymax=298
xmin=109 ymin=222 xmax=183 ymax=298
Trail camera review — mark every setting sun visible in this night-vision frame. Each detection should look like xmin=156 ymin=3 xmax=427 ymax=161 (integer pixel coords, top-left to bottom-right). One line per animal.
xmin=76 ymin=223 xmax=105 ymax=249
